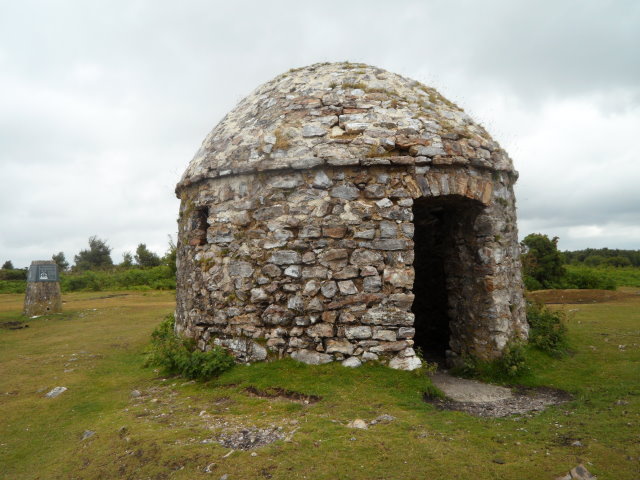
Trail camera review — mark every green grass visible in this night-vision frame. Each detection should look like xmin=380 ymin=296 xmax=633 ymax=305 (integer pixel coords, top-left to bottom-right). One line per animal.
xmin=0 ymin=289 xmax=639 ymax=479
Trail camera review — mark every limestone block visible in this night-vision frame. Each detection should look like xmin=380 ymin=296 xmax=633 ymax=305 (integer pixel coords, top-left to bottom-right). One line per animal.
xmin=370 ymin=340 xmax=408 ymax=353
xmin=337 ymin=280 xmax=358 ymax=295
xmin=383 ymin=267 xmax=415 ymax=288
xmin=342 ymin=357 xmax=362 ymax=368
xmin=305 ymin=297 xmax=324 ymax=312
xmin=329 ymin=184 xmax=359 ymax=200
xmin=268 ymin=250 xmax=302 ymax=265
xmin=287 ymin=295 xmax=304 ymax=312
xmin=284 ymin=265 xmax=302 ymax=278
xmin=362 ymin=308 xmax=414 ymax=327
xmin=388 ymin=293 xmax=414 ymax=309
xmin=320 ymin=281 xmax=338 ymax=298
xmin=345 ymin=326 xmax=372 ymax=340
xmin=372 ymin=329 xmax=397 ymax=342
xmin=307 ymin=323 xmax=334 ymax=338
xmin=214 ymin=338 xmax=267 ymax=363
xmin=250 ymin=288 xmax=268 ymax=303
xmin=312 ymin=170 xmax=333 ymax=188
xmin=261 ymin=305 xmax=294 ymax=326
xmin=302 ymin=280 xmax=321 ymax=296
xmin=397 ymin=327 xmax=415 ymax=339
xmin=302 ymin=266 xmax=330 ymax=279
xmin=302 ymin=124 xmax=328 ymax=137
xmin=330 ymin=265 xmax=357 ymax=280
xmin=363 ymin=275 xmax=382 ymax=292
xmin=291 ymin=349 xmax=333 ymax=365
xmin=325 ymin=339 xmax=354 ymax=355
xmin=388 ymin=355 xmax=422 ymax=371
xmin=350 ymin=248 xmax=383 ymax=266
xmin=361 ymin=352 xmax=379 ymax=362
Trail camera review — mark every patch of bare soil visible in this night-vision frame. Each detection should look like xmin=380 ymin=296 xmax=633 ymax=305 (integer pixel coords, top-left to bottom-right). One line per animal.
xmin=244 ymin=386 xmax=321 ymax=404
xmin=89 ymin=293 xmax=130 ymax=300
xmin=218 ymin=426 xmax=285 ymax=450
xmin=527 ymin=289 xmax=637 ymax=304
xmin=129 ymin=384 xmax=299 ymax=450
xmin=0 ymin=321 xmax=29 ymax=330
xmin=425 ymin=385 xmax=572 ymax=418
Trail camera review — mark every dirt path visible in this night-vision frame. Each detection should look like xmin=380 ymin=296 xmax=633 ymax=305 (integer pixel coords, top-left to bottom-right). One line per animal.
xmin=427 ymin=372 xmax=572 ymax=417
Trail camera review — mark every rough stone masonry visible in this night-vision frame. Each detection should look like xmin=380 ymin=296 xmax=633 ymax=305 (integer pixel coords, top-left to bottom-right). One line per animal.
xmin=174 ymin=62 xmax=528 ymax=370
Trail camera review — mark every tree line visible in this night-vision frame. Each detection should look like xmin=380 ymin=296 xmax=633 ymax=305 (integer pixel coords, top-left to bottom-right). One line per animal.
xmin=562 ymin=247 xmax=640 ymax=267
xmin=2 ymin=236 xmax=176 ymax=274
xmin=520 ymin=233 xmax=639 ymax=291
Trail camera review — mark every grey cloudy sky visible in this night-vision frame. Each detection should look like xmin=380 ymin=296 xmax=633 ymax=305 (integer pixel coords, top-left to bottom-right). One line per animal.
xmin=1 ymin=0 xmax=639 ymax=268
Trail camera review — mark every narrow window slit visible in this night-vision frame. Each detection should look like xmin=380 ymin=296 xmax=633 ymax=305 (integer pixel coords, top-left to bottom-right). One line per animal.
xmin=190 ymin=207 xmax=209 ymax=246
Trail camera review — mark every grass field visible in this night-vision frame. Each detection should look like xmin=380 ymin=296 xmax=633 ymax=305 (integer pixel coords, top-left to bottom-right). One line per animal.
xmin=1 ymin=290 xmax=639 ymax=479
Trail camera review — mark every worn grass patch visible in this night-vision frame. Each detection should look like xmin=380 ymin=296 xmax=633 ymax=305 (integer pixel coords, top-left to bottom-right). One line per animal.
xmin=1 ymin=289 xmax=639 ymax=479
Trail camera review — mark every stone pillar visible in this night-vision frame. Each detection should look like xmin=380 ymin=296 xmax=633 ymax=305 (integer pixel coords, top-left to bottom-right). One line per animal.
xmin=23 ymin=260 xmax=62 ymax=316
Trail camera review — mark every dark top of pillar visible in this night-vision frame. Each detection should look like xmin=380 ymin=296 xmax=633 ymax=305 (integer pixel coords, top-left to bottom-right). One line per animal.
xmin=27 ymin=260 xmax=59 ymax=282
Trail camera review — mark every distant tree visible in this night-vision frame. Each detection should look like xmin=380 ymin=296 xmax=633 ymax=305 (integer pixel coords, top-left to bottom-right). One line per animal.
xmin=521 ymin=233 xmax=566 ymax=289
xmin=605 ymin=256 xmax=631 ymax=267
xmin=135 ymin=243 xmax=161 ymax=267
xmin=74 ymin=236 xmax=113 ymax=271
xmin=162 ymin=236 xmax=177 ymax=275
xmin=52 ymin=252 xmax=69 ymax=272
xmin=563 ymin=247 xmax=640 ymax=267
xmin=2 ymin=260 xmax=13 ymax=270
xmin=584 ymin=255 xmax=605 ymax=267
xmin=120 ymin=252 xmax=134 ymax=268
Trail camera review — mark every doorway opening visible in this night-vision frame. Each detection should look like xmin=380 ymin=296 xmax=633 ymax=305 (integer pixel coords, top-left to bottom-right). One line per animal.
xmin=411 ymin=195 xmax=483 ymax=365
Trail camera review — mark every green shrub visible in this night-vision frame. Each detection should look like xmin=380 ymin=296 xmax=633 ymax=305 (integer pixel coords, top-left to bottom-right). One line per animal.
xmin=523 ymin=275 xmax=543 ymax=291
xmin=451 ymin=342 xmax=531 ymax=383
xmin=561 ymin=266 xmax=616 ymax=290
xmin=145 ymin=314 xmax=235 ymax=380
xmin=0 ymin=280 xmax=26 ymax=294
xmin=60 ymin=265 xmax=175 ymax=292
xmin=598 ymin=266 xmax=640 ymax=287
xmin=495 ymin=342 xmax=530 ymax=378
xmin=0 ymin=269 xmax=27 ymax=281
xmin=526 ymin=301 xmax=569 ymax=357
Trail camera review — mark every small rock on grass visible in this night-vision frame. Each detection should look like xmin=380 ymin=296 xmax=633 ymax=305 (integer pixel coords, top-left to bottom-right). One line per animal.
xmin=370 ymin=414 xmax=395 ymax=425
xmin=347 ymin=419 xmax=367 ymax=429
xmin=555 ymin=464 xmax=596 ymax=480
xmin=45 ymin=386 xmax=67 ymax=398
xmin=81 ymin=430 xmax=95 ymax=440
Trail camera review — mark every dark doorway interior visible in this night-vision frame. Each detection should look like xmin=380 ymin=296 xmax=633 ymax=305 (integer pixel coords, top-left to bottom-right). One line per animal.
xmin=411 ymin=195 xmax=482 ymax=365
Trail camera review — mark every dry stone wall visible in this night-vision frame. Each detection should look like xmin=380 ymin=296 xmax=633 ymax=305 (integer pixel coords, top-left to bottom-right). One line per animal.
xmin=176 ymin=164 xmax=527 ymax=369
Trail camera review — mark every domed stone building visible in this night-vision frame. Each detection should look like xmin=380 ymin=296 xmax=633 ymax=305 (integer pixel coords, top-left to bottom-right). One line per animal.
xmin=175 ymin=62 xmax=528 ymax=370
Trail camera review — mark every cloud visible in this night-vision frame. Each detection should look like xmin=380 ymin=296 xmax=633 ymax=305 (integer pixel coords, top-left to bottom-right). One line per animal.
xmin=1 ymin=0 xmax=639 ymax=266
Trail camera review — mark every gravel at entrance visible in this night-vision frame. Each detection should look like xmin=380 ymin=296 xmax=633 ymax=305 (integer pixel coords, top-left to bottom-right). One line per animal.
xmin=426 ymin=372 xmax=572 ymax=417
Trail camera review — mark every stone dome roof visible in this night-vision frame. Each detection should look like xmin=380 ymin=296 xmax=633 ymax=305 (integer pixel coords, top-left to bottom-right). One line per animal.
xmin=176 ymin=62 xmax=515 ymax=193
